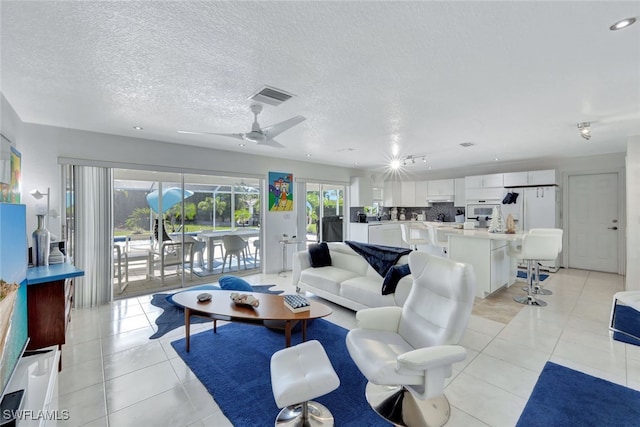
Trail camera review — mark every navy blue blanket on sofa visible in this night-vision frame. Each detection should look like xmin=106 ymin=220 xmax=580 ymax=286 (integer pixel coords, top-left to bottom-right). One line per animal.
xmin=344 ymin=241 xmax=412 ymax=277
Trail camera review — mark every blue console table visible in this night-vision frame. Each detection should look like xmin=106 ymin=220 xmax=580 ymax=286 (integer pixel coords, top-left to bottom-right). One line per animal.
xmin=26 ymin=264 xmax=84 ymax=370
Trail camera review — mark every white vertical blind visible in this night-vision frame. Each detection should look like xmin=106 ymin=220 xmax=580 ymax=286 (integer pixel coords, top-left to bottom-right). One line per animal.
xmin=74 ymin=166 xmax=112 ymax=307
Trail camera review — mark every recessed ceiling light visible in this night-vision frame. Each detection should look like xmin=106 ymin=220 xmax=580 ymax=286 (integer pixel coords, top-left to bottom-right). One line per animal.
xmin=494 ymin=158 xmax=500 ymax=161
xmin=610 ymin=17 xmax=636 ymax=31
xmin=306 ymin=154 xmax=312 ymax=157
xmin=238 ymin=143 xmax=246 ymax=147
xmin=133 ymin=126 xmax=143 ymax=130
xmin=354 ymin=162 xmax=360 ymax=165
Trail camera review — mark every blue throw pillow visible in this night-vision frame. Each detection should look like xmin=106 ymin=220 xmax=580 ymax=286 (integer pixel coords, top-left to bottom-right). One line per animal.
xmin=219 ymin=275 xmax=255 ymax=292
xmin=381 ymin=264 xmax=411 ymax=295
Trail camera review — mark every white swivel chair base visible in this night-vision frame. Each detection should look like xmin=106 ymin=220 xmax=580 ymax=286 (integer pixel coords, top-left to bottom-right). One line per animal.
xmin=366 ymin=383 xmax=450 ymax=427
xmin=275 ymin=401 xmax=334 ymax=427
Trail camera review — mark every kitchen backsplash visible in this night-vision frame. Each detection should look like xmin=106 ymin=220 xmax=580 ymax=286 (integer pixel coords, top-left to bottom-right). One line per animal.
xmin=350 ymin=203 xmax=464 ymax=222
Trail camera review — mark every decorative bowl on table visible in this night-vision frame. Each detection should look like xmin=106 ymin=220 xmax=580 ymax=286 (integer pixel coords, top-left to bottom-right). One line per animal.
xmin=230 ymin=292 xmax=260 ymax=307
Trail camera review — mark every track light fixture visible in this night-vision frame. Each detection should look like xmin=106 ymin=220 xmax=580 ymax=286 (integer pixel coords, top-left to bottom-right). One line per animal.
xmin=577 ymin=122 xmax=591 ymax=141
xmin=389 ymin=154 xmax=427 ymax=169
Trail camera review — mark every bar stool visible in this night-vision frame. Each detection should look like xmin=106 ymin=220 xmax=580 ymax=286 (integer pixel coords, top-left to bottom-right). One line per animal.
xmin=400 ymin=223 xmax=429 ymax=251
xmin=426 ymin=223 xmax=448 ymax=257
xmin=511 ymin=233 xmax=559 ymax=306
xmin=522 ymin=228 xmax=563 ymax=295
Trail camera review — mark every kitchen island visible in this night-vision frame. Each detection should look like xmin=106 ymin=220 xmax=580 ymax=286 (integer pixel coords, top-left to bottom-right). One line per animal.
xmin=444 ymin=229 xmax=523 ymax=298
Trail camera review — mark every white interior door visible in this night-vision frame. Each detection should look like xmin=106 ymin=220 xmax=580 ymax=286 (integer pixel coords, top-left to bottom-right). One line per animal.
xmin=568 ymin=173 xmax=619 ymax=272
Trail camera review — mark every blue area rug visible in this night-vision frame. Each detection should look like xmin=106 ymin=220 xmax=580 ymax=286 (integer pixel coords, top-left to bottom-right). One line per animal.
xmin=171 ymin=319 xmax=390 ymax=426
xmin=516 ymin=270 xmax=549 ymax=281
xmin=516 ymin=362 xmax=640 ymax=427
xmin=149 ymin=284 xmax=281 ymax=339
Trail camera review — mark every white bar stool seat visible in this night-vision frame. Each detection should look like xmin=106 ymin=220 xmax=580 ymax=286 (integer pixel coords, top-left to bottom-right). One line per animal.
xmin=400 ymin=223 xmax=429 ymax=251
xmin=270 ymin=340 xmax=340 ymax=426
xmin=509 ymin=233 xmax=559 ymax=307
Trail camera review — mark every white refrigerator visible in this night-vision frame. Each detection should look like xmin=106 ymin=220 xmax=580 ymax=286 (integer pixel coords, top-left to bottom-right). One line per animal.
xmin=501 ymin=186 xmax=560 ymax=270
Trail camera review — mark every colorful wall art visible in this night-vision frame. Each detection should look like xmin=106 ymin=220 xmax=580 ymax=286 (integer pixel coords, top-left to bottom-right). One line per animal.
xmin=268 ymin=172 xmax=293 ymax=211
xmin=0 ymin=135 xmax=21 ymax=203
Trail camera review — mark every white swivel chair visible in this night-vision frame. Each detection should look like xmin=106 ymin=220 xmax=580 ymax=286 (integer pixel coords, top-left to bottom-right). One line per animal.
xmin=400 ymin=223 xmax=429 ymax=251
xmin=511 ymin=233 xmax=559 ymax=306
xmin=346 ymin=251 xmax=476 ymax=427
xmin=426 ymin=223 xmax=448 ymax=257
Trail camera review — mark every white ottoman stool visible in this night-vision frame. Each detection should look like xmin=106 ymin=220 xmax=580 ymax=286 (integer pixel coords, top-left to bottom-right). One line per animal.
xmin=270 ymin=340 xmax=340 ymax=426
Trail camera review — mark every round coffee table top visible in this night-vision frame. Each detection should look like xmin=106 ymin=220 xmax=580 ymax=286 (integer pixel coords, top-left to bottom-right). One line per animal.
xmin=171 ymin=290 xmax=332 ymax=322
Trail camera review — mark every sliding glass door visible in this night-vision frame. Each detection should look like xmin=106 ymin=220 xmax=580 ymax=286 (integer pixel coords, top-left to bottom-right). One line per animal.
xmin=302 ymin=182 xmax=345 ymax=246
xmin=111 ymin=169 xmax=262 ymax=299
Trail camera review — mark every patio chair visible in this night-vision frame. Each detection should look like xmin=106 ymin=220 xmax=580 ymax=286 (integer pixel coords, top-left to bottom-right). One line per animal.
xmin=149 ymin=240 xmax=195 ymax=284
xmin=222 ymin=234 xmax=247 ymax=272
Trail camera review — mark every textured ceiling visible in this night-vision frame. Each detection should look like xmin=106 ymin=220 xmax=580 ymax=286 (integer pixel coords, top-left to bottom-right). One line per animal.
xmin=1 ymin=1 xmax=639 ymax=174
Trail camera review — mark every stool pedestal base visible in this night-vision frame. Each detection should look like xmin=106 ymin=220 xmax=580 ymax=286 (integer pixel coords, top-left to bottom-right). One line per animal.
xmin=275 ymin=401 xmax=334 ymax=427
xmin=366 ymin=383 xmax=450 ymax=427
xmin=514 ymin=295 xmax=547 ymax=306
xmin=522 ymin=285 xmax=553 ymax=295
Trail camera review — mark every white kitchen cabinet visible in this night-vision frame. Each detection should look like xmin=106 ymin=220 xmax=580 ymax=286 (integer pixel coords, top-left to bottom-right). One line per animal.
xmin=448 ymin=235 xmax=511 ymax=298
xmin=349 ymin=223 xmax=370 ymax=242
xmin=454 ymin=178 xmax=465 ymax=207
xmin=465 ymin=173 xmax=504 ymax=201
xmin=503 ymin=172 xmax=529 ymax=187
xmin=489 ymin=242 xmax=511 ymax=293
xmin=350 ymin=176 xmax=373 ymax=206
xmin=427 ymin=179 xmax=455 ymax=201
xmin=528 ymin=169 xmax=557 ymax=186
xmin=503 ymin=169 xmax=557 ymax=187
xmin=383 ymin=180 xmax=402 ymax=206
xmin=415 ymin=181 xmax=428 ymax=206
xmin=401 ymin=181 xmax=416 ymax=206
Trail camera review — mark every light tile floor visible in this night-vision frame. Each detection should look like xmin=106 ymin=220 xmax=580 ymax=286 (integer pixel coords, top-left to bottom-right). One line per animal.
xmin=55 ymin=268 xmax=636 ymax=427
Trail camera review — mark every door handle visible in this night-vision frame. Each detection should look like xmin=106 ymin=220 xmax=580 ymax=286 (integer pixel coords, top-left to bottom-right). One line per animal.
xmin=608 ymin=226 xmax=618 ymax=230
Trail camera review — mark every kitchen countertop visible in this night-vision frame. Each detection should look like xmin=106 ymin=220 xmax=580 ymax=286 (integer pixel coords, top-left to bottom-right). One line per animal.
xmin=442 ymin=228 xmax=524 ymax=241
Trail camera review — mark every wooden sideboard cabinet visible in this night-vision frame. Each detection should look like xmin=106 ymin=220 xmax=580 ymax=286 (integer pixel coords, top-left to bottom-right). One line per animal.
xmin=26 ymin=264 xmax=84 ymax=370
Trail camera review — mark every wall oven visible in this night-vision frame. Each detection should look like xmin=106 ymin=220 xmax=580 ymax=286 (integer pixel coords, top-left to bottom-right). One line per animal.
xmin=466 ymin=203 xmax=500 ymax=228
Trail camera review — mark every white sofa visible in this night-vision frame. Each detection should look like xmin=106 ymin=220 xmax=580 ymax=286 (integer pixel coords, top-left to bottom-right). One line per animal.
xmin=292 ymin=242 xmax=413 ymax=311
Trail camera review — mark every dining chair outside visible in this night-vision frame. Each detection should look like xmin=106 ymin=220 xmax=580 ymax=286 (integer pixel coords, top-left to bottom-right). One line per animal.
xmin=222 ymin=234 xmax=248 ymax=272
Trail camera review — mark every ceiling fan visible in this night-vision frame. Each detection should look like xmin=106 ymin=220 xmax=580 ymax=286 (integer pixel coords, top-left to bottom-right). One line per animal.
xmin=178 ymin=104 xmax=305 ymax=148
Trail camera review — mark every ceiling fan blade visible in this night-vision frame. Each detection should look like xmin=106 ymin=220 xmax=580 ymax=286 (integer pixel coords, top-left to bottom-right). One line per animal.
xmin=262 ymin=115 xmax=306 ymax=139
xmin=177 ymin=130 xmax=245 ymax=140
xmin=258 ymin=139 xmax=285 ymax=148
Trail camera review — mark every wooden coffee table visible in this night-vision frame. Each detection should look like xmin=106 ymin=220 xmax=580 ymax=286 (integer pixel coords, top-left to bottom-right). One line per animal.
xmin=171 ymin=290 xmax=333 ymax=351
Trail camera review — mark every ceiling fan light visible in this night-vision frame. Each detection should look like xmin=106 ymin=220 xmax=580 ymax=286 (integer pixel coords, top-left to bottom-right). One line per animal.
xmin=610 ymin=17 xmax=636 ymax=30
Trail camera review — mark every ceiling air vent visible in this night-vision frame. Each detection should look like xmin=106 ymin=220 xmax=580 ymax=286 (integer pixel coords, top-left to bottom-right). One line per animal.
xmin=248 ymin=85 xmax=295 ymax=106
xmin=460 ymin=142 xmax=475 ymax=147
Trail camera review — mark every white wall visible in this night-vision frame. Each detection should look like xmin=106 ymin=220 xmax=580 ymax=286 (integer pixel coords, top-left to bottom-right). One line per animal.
xmin=1 ymin=94 xmax=23 ymax=146
xmin=626 ymin=137 xmax=640 ymax=290
xmin=17 ymin=122 xmax=354 ymax=274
